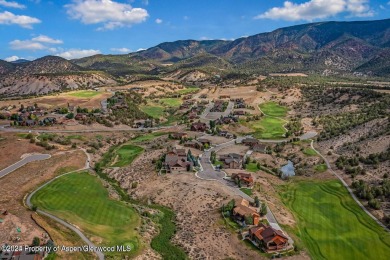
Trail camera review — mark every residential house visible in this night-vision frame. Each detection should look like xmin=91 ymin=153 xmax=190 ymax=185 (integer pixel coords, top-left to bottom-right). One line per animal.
xmin=171 ymin=132 xmax=188 ymax=140
xmin=242 ymin=138 xmax=259 ymax=147
xmin=248 ymin=224 xmax=289 ymax=252
xmin=191 ymin=122 xmax=207 ymax=132
xmin=252 ymin=143 xmax=266 ymax=153
xmin=233 ymin=198 xmax=260 ymax=226
xmin=164 ymin=148 xmax=193 ymax=173
xmin=219 ymin=131 xmax=234 ymax=139
xmin=219 ymin=153 xmax=243 ymax=169
xmin=75 ymin=113 xmax=87 ymax=121
xmin=197 ymin=138 xmax=211 ymax=147
xmin=231 ymin=172 xmax=254 ymax=187
xmin=233 ymin=110 xmax=245 ymax=116
xmin=183 ymin=140 xmax=203 ymax=150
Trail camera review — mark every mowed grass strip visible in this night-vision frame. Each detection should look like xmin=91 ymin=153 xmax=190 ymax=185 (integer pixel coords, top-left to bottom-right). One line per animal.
xmin=112 ymin=145 xmax=144 ymax=167
xmin=244 ymin=117 xmax=287 ymax=139
xmin=31 ymin=172 xmax=141 ymax=256
xmin=280 ymin=180 xmax=390 ymax=260
xmin=259 ymin=101 xmax=288 ymax=117
xmin=303 ymin=148 xmax=318 ymax=156
xmin=66 ymin=90 xmax=102 ymax=98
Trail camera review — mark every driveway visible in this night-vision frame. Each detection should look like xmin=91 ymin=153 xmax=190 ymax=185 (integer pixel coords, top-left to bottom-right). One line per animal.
xmin=0 ymin=154 xmax=51 ymax=179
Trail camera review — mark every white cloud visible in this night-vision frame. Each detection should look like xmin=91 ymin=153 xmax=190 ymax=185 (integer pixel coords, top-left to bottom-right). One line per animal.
xmin=56 ymin=49 xmax=101 ymax=59
xmin=4 ymin=55 xmax=20 ymax=62
xmin=200 ymin=36 xmax=210 ymax=40
xmin=65 ymin=0 xmax=149 ymax=30
xmin=110 ymin=47 xmax=131 ymax=53
xmin=10 ymin=39 xmax=46 ymax=50
xmin=0 ymin=0 xmax=25 ymax=9
xmin=136 ymin=48 xmax=145 ymax=52
xmin=255 ymin=0 xmax=373 ymax=21
xmin=31 ymin=35 xmax=63 ymax=44
xmin=155 ymin=18 xmax=162 ymax=24
xmin=9 ymin=35 xmax=63 ymax=51
xmin=0 ymin=11 xmax=41 ymax=28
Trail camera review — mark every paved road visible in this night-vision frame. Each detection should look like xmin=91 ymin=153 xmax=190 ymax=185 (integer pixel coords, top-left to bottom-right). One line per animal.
xmin=0 ymin=124 xmax=170 ymax=134
xmin=310 ymin=141 xmax=390 ymax=232
xmin=0 ymin=154 xmax=51 ymax=179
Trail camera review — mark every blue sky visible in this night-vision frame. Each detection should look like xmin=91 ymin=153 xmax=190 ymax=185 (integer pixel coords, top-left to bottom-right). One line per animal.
xmin=1 ymin=0 xmax=389 ymax=61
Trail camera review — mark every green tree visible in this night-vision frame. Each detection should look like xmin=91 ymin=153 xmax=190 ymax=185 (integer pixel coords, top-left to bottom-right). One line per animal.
xmin=260 ymin=203 xmax=267 ymax=216
xmin=254 ymin=196 xmax=260 ymax=207
xmin=32 ymin=237 xmax=40 ymax=247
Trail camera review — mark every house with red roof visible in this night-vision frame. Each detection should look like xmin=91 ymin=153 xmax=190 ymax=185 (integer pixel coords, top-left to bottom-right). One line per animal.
xmin=248 ymin=223 xmax=289 ymax=252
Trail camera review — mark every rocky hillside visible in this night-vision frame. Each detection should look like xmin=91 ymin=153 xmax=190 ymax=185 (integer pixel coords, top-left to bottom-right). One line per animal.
xmin=0 ymin=56 xmax=115 ymax=97
xmin=136 ymin=18 xmax=390 ymax=76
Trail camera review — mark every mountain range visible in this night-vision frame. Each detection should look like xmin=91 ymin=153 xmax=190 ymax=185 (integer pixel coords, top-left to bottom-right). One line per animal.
xmin=1 ymin=18 xmax=389 ymax=96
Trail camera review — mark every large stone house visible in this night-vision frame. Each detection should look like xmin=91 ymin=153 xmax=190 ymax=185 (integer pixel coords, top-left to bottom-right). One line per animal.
xmin=164 ymin=148 xmax=193 ymax=173
xmin=248 ymin=224 xmax=289 ymax=252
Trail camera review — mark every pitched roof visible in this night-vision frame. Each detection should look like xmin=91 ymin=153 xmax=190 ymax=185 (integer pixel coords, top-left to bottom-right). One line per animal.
xmin=250 ymin=224 xmax=288 ymax=244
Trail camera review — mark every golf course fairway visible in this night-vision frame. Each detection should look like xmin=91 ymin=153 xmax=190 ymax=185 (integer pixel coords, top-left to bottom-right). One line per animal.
xmin=280 ymin=180 xmax=390 ymax=260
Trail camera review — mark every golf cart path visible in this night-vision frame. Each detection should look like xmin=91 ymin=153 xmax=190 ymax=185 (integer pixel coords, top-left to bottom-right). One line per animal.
xmin=310 ymin=140 xmax=390 ymax=232
xmin=24 ymin=149 xmax=104 ymax=260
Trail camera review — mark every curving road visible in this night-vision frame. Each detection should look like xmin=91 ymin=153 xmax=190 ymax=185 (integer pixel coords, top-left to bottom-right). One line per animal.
xmin=0 ymin=154 xmax=51 ymax=179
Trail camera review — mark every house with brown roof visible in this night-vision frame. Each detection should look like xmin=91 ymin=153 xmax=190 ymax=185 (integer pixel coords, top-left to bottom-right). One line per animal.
xmin=248 ymin=224 xmax=289 ymax=252
xmin=252 ymin=143 xmax=266 ymax=153
xmin=191 ymin=122 xmax=207 ymax=132
xmin=171 ymin=132 xmax=188 ymax=140
xmin=219 ymin=153 xmax=243 ymax=169
xmin=164 ymin=148 xmax=193 ymax=173
xmin=197 ymin=138 xmax=211 ymax=147
xmin=183 ymin=140 xmax=203 ymax=150
xmin=242 ymin=137 xmax=259 ymax=147
xmin=233 ymin=198 xmax=260 ymax=226
xmin=231 ymin=172 xmax=254 ymax=187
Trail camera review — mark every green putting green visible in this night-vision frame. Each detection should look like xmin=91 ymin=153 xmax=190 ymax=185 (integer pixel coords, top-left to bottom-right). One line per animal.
xmin=259 ymin=101 xmax=288 ymax=117
xmin=67 ymin=90 xmax=102 ymax=98
xmin=280 ymin=180 xmax=390 ymax=260
xmin=112 ymin=145 xmax=144 ymax=167
xmin=31 ymin=172 xmax=141 ymax=257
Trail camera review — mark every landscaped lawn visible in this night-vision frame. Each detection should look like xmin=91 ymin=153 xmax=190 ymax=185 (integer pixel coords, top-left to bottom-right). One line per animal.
xmin=31 ymin=172 xmax=141 ymax=257
xmin=245 ymin=162 xmax=259 ymax=172
xmin=240 ymin=188 xmax=253 ymax=196
xmin=66 ymin=90 xmax=102 ymax=98
xmin=303 ymin=148 xmax=318 ymax=156
xmin=160 ymin=98 xmax=182 ymax=107
xmin=314 ymin=163 xmax=328 ymax=172
xmin=259 ymin=102 xmax=288 ymax=117
xmin=141 ymin=104 xmax=165 ymax=118
xmin=243 ymin=117 xmax=287 ymax=139
xmin=279 ymin=180 xmax=390 ymax=260
xmin=112 ymin=145 xmax=144 ymax=167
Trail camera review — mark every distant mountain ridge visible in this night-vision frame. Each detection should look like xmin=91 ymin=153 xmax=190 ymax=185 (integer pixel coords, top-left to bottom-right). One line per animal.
xmin=1 ymin=18 xmax=390 ymax=96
